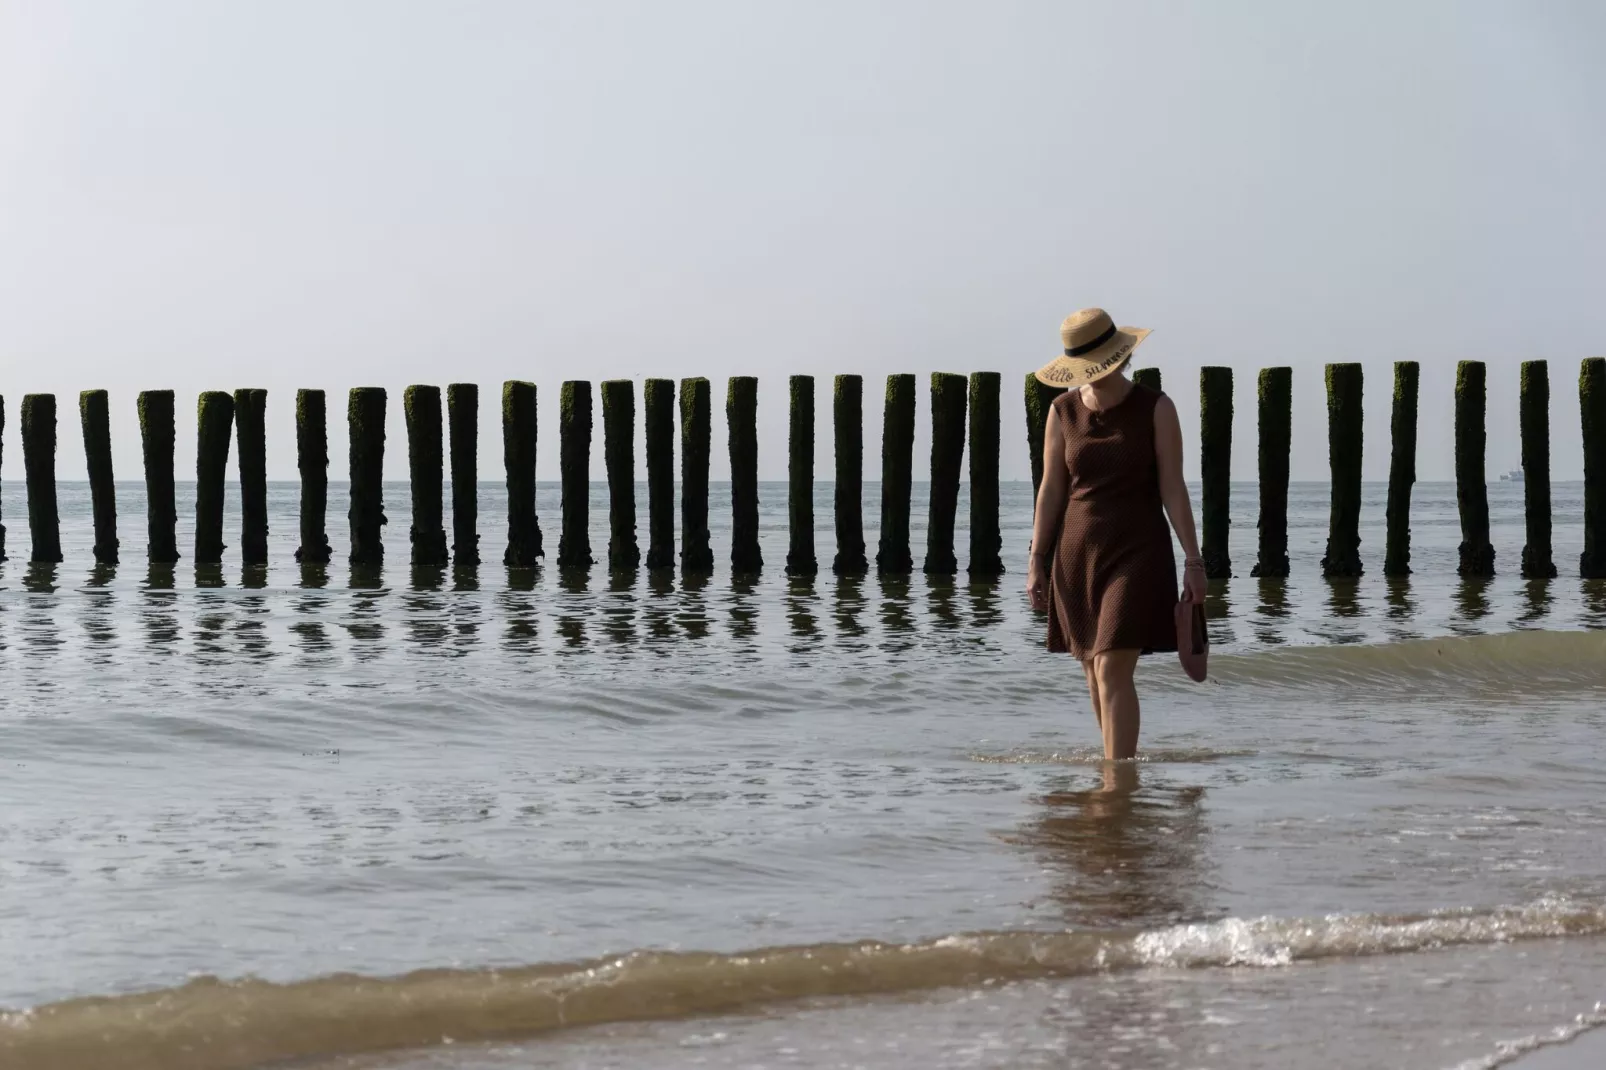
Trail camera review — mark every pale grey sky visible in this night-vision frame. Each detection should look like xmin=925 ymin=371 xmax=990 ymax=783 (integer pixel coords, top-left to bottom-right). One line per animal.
xmin=2 ymin=0 xmax=1603 ymax=487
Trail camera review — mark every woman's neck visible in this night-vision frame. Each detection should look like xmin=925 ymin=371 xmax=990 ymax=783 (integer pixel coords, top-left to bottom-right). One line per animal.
xmin=1081 ymin=375 xmax=1133 ymax=410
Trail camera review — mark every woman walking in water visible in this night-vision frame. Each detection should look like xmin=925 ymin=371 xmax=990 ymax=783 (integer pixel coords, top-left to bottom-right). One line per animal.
xmin=1026 ymin=308 xmax=1205 ymax=761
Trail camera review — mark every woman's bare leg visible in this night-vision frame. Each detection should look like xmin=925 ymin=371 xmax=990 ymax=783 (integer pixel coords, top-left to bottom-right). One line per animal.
xmin=1092 ymin=649 xmax=1142 ymax=760
xmin=1081 ymin=659 xmax=1103 ymax=734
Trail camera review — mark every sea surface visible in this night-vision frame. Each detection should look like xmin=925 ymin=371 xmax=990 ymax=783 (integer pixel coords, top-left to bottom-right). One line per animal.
xmin=3 ymin=479 xmax=1606 ymax=1069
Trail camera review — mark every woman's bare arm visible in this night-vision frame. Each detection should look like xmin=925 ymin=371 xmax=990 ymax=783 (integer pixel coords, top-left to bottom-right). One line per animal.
xmin=1153 ymin=395 xmax=1202 ymax=566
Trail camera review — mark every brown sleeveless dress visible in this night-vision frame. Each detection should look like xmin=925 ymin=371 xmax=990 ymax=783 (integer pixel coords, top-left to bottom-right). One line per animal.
xmin=1045 ymin=383 xmax=1178 ymax=659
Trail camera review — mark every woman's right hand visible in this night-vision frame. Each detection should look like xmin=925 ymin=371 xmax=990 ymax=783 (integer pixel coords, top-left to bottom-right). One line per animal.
xmin=1026 ymin=555 xmax=1049 ymax=611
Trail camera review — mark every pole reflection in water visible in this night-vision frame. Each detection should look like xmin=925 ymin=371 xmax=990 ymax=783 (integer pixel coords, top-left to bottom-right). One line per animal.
xmin=82 ymin=565 xmax=117 ymax=661
xmin=925 ymin=573 xmax=961 ymax=631
xmin=966 ymin=576 xmax=1002 ymax=630
xmin=502 ymin=567 xmax=541 ymax=653
xmin=1452 ymin=576 xmax=1492 ymax=633
xmin=603 ymin=570 xmax=637 ymax=649
xmin=21 ymin=565 xmax=62 ymax=686
xmin=1253 ymin=577 xmax=1289 ymax=646
xmin=677 ymin=572 xmax=710 ymax=641
xmin=403 ymin=575 xmax=450 ymax=654
xmin=556 ymin=567 xmax=588 ymax=652
xmin=832 ymin=572 xmax=868 ymax=650
xmin=728 ymin=574 xmax=758 ymax=651
xmin=1584 ymin=579 xmax=1606 ymax=629
xmin=449 ymin=564 xmax=481 ymax=656
xmin=142 ymin=564 xmax=181 ymax=657
xmin=1518 ymin=578 xmax=1554 ymax=628
xmin=236 ymin=583 xmax=274 ymax=663
xmin=1319 ymin=577 xmax=1367 ymax=645
xmin=194 ymin=563 xmax=225 ymax=590
xmin=241 ymin=564 xmax=268 ymax=591
xmin=641 ymin=570 xmax=676 ymax=646
xmin=878 ymin=574 xmax=914 ymax=653
xmin=1203 ymin=578 xmax=1233 ymax=648
xmin=193 ymin=585 xmax=230 ymax=662
xmin=345 ymin=564 xmax=387 ymax=661
xmin=786 ymin=574 xmax=819 ymax=647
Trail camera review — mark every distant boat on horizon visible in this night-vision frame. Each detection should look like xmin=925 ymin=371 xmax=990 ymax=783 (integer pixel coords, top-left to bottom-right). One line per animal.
xmin=1499 ymin=468 xmax=1524 ymax=482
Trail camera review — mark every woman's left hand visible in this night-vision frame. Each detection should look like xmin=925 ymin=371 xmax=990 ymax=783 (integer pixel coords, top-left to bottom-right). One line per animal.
xmin=1182 ymin=564 xmax=1207 ymax=604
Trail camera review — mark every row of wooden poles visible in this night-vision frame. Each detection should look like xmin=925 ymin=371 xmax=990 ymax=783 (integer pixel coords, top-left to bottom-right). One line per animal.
xmin=2 ymin=359 xmax=1604 ymax=580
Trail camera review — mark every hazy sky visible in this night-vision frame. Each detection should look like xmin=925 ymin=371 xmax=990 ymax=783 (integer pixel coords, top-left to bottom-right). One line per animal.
xmin=2 ymin=0 xmax=1603 ymax=488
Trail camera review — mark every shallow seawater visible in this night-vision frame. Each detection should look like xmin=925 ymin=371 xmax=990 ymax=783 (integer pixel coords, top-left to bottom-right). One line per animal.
xmin=2 ymin=479 xmax=1605 ymax=1068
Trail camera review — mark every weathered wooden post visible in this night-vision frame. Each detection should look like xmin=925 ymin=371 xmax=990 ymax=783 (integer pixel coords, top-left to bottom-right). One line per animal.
xmin=1132 ymin=367 xmax=1162 ymax=393
xmin=1581 ymin=358 xmax=1606 ymax=578
xmin=21 ymin=394 xmax=62 ymax=563
xmin=679 ymin=377 xmax=714 ymax=574
xmin=1199 ymin=366 xmax=1233 ymax=578
xmin=602 ymin=379 xmax=639 ymax=572
xmin=832 ymin=374 xmax=868 ymax=575
xmin=1455 ymin=360 xmax=1495 ymax=576
xmin=79 ymin=389 xmax=119 ymax=564
xmin=1383 ymin=362 xmax=1419 ymax=576
xmin=924 ymin=372 xmax=967 ymax=574
xmin=138 ymin=391 xmax=178 ymax=563
xmin=1024 ymin=373 xmax=1066 ymax=513
xmin=1320 ymin=364 xmax=1363 ymax=577
xmin=0 ymin=396 xmax=6 ymax=561
xmin=295 ymin=389 xmax=331 ymax=564
xmin=234 ymin=388 xmax=268 ymax=566
xmin=1250 ymin=368 xmax=1290 ymax=578
xmin=194 ymin=391 xmax=235 ymax=565
xmin=447 ymin=383 xmax=479 ymax=566
xmin=727 ymin=376 xmax=762 ymax=573
xmin=404 ymin=385 xmax=450 ymax=566
xmin=644 ymin=378 xmax=675 ymax=570
xmin=558 ymin=380 xmax=593 ymax=568
xmin=787 ymin=375 xmax=817 ymax=576
xmin=347 ymin=387 xmax=387 ymax=566
xmin=501 ymin=380 xmax=542 ymax=567
xmin=968 ymin=371 xmax=1003 ymax=577
xmin=1519 ymin=361 xmax=1556 ymax=579
xmin=877 ymin=373 xmax=916 ymax=573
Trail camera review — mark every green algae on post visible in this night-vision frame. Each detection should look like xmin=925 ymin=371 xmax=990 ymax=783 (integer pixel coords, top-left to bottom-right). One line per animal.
xmin=79 ymin=389 xmax=119 ymax=565
xmin=1131 ymin=367 xmax=1162 ymax=393
xmin=404 ymin=385 xmax=450 ymax=567
xmin=831 ymin=374 xmax=868 ymax=575
xmin=1383 ymin=362 xmax=1419 ymax=577
xmin=877 ymin=373 xmax=916 ymax=574
xmin=500 ymin=381 xmax=542 ymax=568
xmin=679 ymin=377 xmax=714 ymax=574
xmin=447 ymin=383 xmax=479 ymax=566
xmin=1199 ymin=366 xmax=1233 ymax=578
xmin=968 ymin=372 xmax=1003 ymax=577
xmin=21 ymin=393 xmax=63 ymax=563
xmin=1454 ymin=361 xmax=1495 ymax=576
xmin=1581 ymin=357 xmax=1606 ymax=578
xmin=727 ymin=376 xmax=762 ymax=573
xmin=923 ymin=372 xmax=967 ymax=574
xmin=347 ymin=387 xmax=387 ymax=566
xmin=644 ymin=378 xmax=675 ymax=571
xmin=1320 ymin=363 xmax=1363 ymax=577
xmin=1519 ymin=361 xmax=1556 ymax=579
xmin=787 ymin=375 xmax=817 ymax=576
xmin=194 ymin=390 xmax=235 ymax=565
xmin=1023 ymin=372 xmax=1067 ymax=517
xmin=294 ymin=389 xmax=331 ymax=564
xmin=1250 ymin=367 xmax=1291 ymax=578
xmin=558 ymin=380 xmax=594 ymax=569
xmin=233 ymin=388 xmax=269 ymax=566
xmin=601 ymin=379 xmax=639 ymax=572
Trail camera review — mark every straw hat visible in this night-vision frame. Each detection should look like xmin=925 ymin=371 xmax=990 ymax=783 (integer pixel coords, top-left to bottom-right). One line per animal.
xmin=1033 ymin=308 xmax=1152 ymax=387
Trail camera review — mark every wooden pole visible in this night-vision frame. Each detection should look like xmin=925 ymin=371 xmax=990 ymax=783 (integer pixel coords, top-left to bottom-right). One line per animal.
xmin=967 ymin=371 xmax=1003 ymax=577
xmin=786 ymin=374 xmax=817 ymax=576
xmin=1132 ymin=367 xmax=1162 ymax=393
xmin=1250 ymin=368 xmax=1290 ymax=578
xmin=447 ymin=383 xmax=479 ymax=566
xmin=294 ymin=389 xmax=331 ymax=564
xmin=501 ymin=380 xmax=542 ymax=567
xmin=1320 ymin=364 xmax=1363 ymax=577
xmin=558 ymin=380 xmax=593 ymax=568
xmin=347 ymin=387 xmax=387 ymax=566
xmin=234 ymin=388 xmax=268 ymax=566
xmin=679 ymin=377 xmax=713 ymax=574
xmin=1455 ymin=360 xmax=1495 ymax=576
xmin=405 ymin=385 xmax=450 ymax=566
xmin=1519 ymin=361 xmax=1556 ymax=579
xmin=832 ymin=374 xmax=867 ymax=575
xmin=194 ymin=390 xmax=235 ymax=565
xmin=876 ymin=373 xmax=916 ymax=573
xmin=602 ymin=379 xmax=639 ymax=572
xmin=923 ymin=372 xmax=967 ymax=574
xmin=644 ymin=377 xmax=675 ymax=570
xmin=1383 ymin=362 xmax=1419 ymax=577
xmin=0 ymin=395 xmax=6 ymax=562
xmin=1024 ymin=373 xmax=1066 ymax=514
xmin=138 ymin=390 xmax=179 ymax=564
xmin=1199 ymin=366 xmax=1233 ymax=578
xmin=79 ymin=389 xmax=119 ymax=565
xmin=1580 ymin=357 xmax=1606 ymax=578
xmin=727 ymin=376 xmax=762 ymax=573
xmin=21 ymin=394 xmax=63 ymax=563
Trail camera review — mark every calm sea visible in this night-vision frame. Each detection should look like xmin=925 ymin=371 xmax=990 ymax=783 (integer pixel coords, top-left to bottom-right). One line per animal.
xmin=3 ymin=479 xmax=1606 ymax=1069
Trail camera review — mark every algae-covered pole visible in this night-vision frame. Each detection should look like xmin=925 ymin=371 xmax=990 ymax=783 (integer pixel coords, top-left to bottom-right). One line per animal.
xmin=644 ymin=378 xmax=675 ymax=570
xmin=347 ymin=387 xmax=387 ymax=566
xmin=1132 ymin=367 xmax=1162 ymax=393
xmin=21 ymin=394 xmax=63 ymax=563
xmin=679 ymin=377 xmax=713 ymax=574
xmin=1455 ymin=360 xmax=1495 ymax=576
xmin=832 ymin=374 xmax=867 ymax=575
xmin=1250 ymin=368 xmax=1291 ymax=578
xmin=602 ymin=379 xmax=639 ymax=572
xmin=727 ymin=376 xmax=762 ymax=573
xmin=923 ymin=372 xmax=967 ymax=574
xmin=501 ymin=380 xmax=542 ymax=568
xmin=295 ymin=389 xmax=331 ymax=564
xmin=79 ymin=389 xmax=119 ymax=565
xmin=234 ymin=388 xmax=268 ymax=566
xmin=877 ymin=373 xmax=916 ymax=573
xmin=1383 ymin=361 xmax=1419 ymax=577
xmin=1199 ymin=366 xmax=1233 ymax=578
xmin=194 ymin=391 xmax=235 ymax=565
xmin=405 ymin=385 xmax=450 ymax=566
xmin=1580 ymin=357 xmax=1606 ymax=578
xmin=968 ymin=371 xmax=1003 ymax=577
xmin=557 ymin=380 xmax=593 ymax=569
xmin=139 ymin=390 xmax=180 ymax=563
xmin=447 ymin=383 xmax=479 ymax=566
xmin=1519 ymin=361 xmax=1556 ymax=579
xmin=786 ymin=374 xmax=817 ymax=576
xmin=1320 ymin=364 xmax=1364 ymax=577
xmin=1024 ymin=373 xmax=1066 ymax=515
